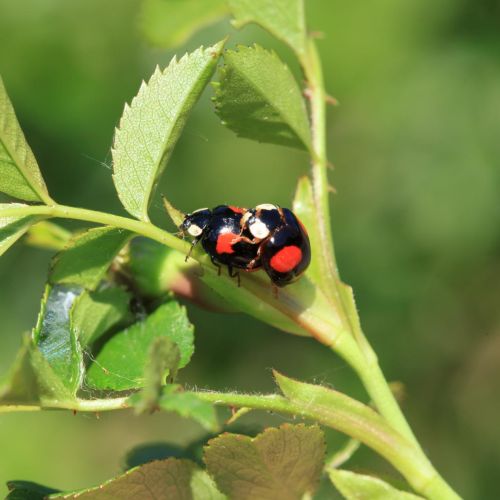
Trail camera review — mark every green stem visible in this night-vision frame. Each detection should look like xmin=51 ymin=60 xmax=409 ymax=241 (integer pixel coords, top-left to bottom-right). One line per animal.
xmin=302 ymin=40 xmax=340 ymax=290
xmin=1 ymin=203 xmax=189 ymax=254
xmin=300 ymin=37 xmax=460 ymax=499
xmin=301 ymin=35 xmax=421 ymax=447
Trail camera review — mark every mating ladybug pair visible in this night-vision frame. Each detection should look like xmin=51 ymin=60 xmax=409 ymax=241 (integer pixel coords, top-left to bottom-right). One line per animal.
xmin=180 ymin=204 xmax=311 ymax=287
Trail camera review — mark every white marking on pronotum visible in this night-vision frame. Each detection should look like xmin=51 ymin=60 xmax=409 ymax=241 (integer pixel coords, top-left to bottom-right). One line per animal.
xmin=256 ymin=203 xmax=277 ymax=211
xmin=188 ymin=224 xmax=203 ymax=237
xmin=249 ymin=220 xmax=270 ymax=239
xmin=240 ymin=211 xmax=251 ymax=228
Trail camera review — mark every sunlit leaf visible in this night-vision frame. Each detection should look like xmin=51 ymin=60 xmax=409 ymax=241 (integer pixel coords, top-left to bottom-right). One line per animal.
xmin=204 ymin=423 xmax=325 ymax=499
xmin=141 ymin=0 xmax=227 ymax=49
xmin=50 ymin=226 xmax=131 ymax=290
xmin=0 ymin=77 xmax=52 ymax=204
xmin=85 ymin=301 xmax=194 ymax=391
xmin=214 ymin=45 xmax=311 ymax=151
xmin=329 ymin=469 xmax=423 ymax=500
xmin=32 ymin=285 xmax=83 ymax=395
xmin=112 ymin=41 xmax=225 ymax=221
xmin=227 ymin=0 xmax=307 ymax=58
xmin=0 ymin=203 xmax=43 ymax=257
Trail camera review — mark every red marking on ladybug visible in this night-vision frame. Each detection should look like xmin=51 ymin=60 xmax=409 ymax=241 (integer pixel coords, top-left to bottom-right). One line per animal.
xmin=216 ymin=232 xmax=238 ymax=254
xmin=228 ymin=205 xmax=245 ymax=214
xmin=269 ymin=245 xmax=303 ymax=273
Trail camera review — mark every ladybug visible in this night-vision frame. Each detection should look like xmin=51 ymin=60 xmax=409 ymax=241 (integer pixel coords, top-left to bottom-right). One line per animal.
xmin=242 ymin=204 xmax=311 ymax=287
xmin=180 ymin=205 xmax=261 ymax=278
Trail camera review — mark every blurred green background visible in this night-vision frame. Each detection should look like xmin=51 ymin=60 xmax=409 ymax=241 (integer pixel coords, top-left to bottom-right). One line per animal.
xmin=1 ymin=0 xmax=499 ymax=498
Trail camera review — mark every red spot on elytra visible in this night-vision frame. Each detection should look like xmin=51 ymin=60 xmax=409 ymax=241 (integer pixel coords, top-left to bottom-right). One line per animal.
xmin=216 ymin=232 xmax=238 ymax=254
xmin=270 ymin=246 xmax=303 ymax=273
xmin=228 ymin=205 xmax=245 ymax=214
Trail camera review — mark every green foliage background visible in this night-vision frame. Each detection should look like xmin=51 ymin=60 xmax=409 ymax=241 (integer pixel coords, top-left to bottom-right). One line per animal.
xmin=0 ymin=0 xmax=499 ymax=498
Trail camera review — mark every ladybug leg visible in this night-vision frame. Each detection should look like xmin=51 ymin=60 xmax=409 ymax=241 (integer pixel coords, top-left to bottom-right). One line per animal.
xmin=235 ymin=235 xmax=260 ymax=245
xmin=210 ymin=255 xmax=222 ymax=276
xmin=228 ymin=265 xmax=241 ymax=287
xmin=272 ymin=283 xmax=279 ymax=299
xmin=185 ymin=238 xmax=199 ymax=262
xmin=247 ymin=243 xmax=264 ymax=270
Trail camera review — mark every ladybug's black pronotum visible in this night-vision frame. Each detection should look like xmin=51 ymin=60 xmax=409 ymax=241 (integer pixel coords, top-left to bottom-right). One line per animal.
xmin=180 ymin=205 xmax=260 ymax=277
xmin=180 ymin=203 xmax=310 ymax=287
xmin=242 ymin=204 xmax=311 ymax=287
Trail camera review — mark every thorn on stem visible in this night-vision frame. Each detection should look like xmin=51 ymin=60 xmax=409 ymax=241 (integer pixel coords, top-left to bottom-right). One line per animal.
xmin=309 ymin=31 xmax=325 ymax=39
xmin=303 ymin=87 xmax=313 ymax=100
xmin=326 ymin=94 xmax=339 ymax=106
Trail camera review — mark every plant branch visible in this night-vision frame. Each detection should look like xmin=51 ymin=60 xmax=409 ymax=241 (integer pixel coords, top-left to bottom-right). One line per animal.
xmin=302 ymin=40 xmax=340 ymax=294
xmin=1 ymin=203 xmax=189 ymax=254
xmin=299 ymin=35 xmax=460 ymax=499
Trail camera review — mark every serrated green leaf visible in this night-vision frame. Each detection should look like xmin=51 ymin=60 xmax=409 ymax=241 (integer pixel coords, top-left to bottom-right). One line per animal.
xmin=24 ymin=220 xmax=72 ymax=251
xmin=71 ymin=287 xmax=132 ymax=347
xmin=32 ymin=285 xmax=84 ymax=395
xmin=0 ymin=203 xmax=43 ymax=257
xmin=204 ymin=423 xmax=325 ymax=499
xmin=0 ymin=334 xmax=73 ymax=408
xmin=141 ymin=0 xmax=228 ymax=49
xmin=292 ymin=176 xmax=323 ymax=283
xmin=50 ymin=458 xmax=225 ymax=499
xmin=214 ymin=45 xmax=311 ymax=151
xmin=0 ymin=77 xmax=52 ymax=204
xmin=112 ymin=41 xmax=224 ymax=221
xmin=85 ymin=301 xmax=194 ymax=391
xmin=329 ymin=469 xmax=424 ymax=500
xmin=159 ymin=387 xmax=218 ymax=432
xmin=50 ymin=226 xmax=131 ymax=290
xmin=227 ymin=0 xmax=307 ymax=58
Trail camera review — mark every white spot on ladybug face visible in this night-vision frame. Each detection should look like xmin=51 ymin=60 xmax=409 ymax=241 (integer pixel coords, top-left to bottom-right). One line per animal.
xmin=256 ymin=203 xmax=278 ymax=211
xmin=187 ymin=224 xmax=203 ymax=237
xmin=249 ymin=220 xmax=270 ymax=239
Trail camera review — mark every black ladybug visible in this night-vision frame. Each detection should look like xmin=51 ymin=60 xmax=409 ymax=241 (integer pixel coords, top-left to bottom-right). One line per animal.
xmin=242 ymin=204 xmax=311 ymax=287
xmin=180 ymin=205 xmax=261 ymax=277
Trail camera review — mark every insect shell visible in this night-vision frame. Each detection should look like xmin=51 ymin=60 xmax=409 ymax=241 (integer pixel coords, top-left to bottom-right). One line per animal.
xmin=180 ymin=205 xmax=261 ymax=277
xmin=242 ymin=204 xmax=311 ymax=287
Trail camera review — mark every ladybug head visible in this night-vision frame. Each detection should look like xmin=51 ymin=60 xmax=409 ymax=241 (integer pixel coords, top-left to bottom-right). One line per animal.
xmin=180 ymin=208 xmax=212 ymax=238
